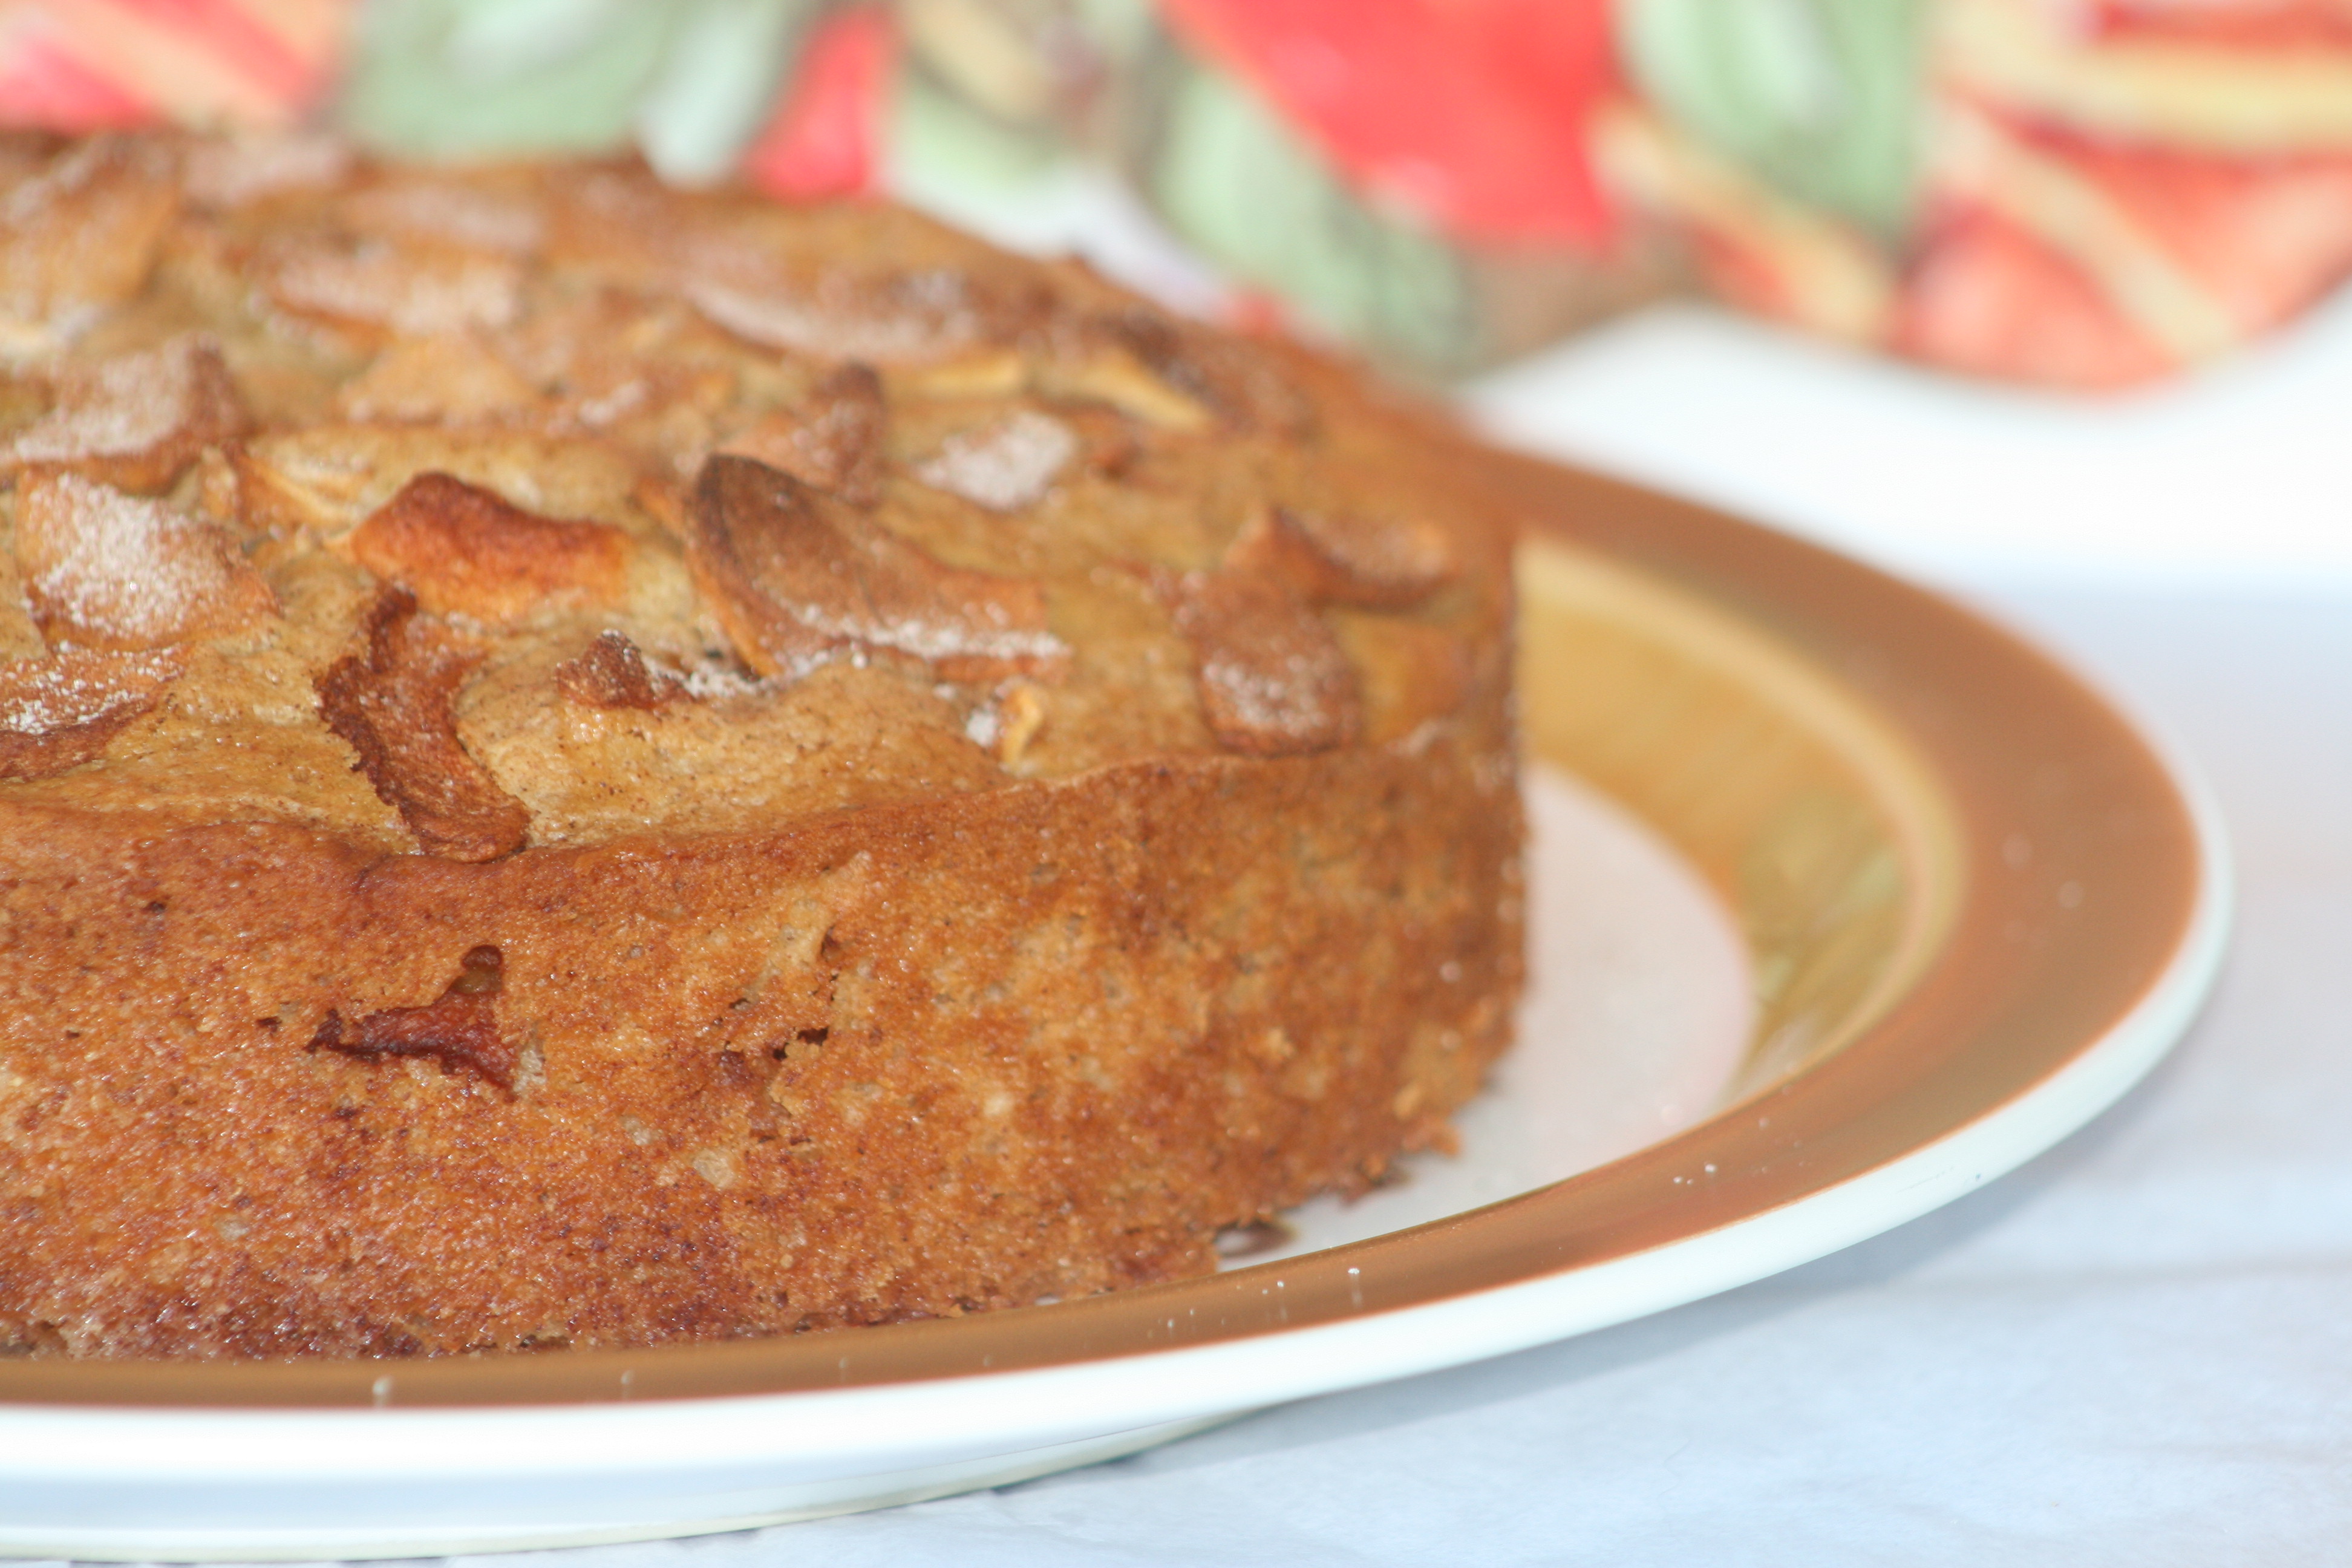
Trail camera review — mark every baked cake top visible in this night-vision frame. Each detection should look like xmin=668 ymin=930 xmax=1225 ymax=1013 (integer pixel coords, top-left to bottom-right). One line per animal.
xmin=0 ymin=132 xmax=1509 ymax=857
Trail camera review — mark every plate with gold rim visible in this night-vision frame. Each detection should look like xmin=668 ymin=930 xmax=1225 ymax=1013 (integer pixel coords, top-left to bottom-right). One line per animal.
xmin=0 ymin=455 xmax=2229 ymax=1560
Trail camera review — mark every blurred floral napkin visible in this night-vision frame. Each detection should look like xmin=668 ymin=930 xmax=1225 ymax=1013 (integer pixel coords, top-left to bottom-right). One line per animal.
xmin=7 ymin=0 xmax=2352 ymax=390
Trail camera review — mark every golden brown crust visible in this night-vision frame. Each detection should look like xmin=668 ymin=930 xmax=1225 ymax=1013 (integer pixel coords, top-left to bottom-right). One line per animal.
xmin=0 ymin=726 xmax=1517 ymax=1356
xmin=0 ymin=133 xmax=1525 ymax=1359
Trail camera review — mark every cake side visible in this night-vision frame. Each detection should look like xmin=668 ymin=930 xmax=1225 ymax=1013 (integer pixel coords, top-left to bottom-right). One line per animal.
xmin=0 ymin=724 xmax=1518 ymax=1356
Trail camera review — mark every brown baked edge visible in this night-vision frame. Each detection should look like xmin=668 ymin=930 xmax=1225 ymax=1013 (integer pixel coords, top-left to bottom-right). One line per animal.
xmin=0 ymin=710 xmax=1521 ymax=1359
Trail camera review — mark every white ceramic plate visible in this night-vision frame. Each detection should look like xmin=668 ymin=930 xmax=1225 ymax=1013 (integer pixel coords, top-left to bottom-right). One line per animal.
xmin=0 ymin=472 xmax=2230 ymax=1560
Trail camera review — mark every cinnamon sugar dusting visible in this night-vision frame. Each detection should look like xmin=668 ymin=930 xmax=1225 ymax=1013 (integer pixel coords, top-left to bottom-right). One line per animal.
xmin=15 ymin=472 xmax=274 ymax=650
xmin=265 ymin=238 xmax=523 ymax=337
xmin=1161 ymin=569 xmax=1360 ymax=756
xmin=0 ymin=647 xmax=184 ymax=780
xmin=913 ymin=410 xmax=1077 ymax=512
xmin=4 ymin=336 xmax=248 ymax=492
xmin=0 ymin=646 xmax=181 ymax=736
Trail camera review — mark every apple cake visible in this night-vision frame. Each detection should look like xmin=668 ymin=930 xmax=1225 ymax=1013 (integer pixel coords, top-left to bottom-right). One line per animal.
xmin=0 ymin=132 xmax=1523 ymax=1357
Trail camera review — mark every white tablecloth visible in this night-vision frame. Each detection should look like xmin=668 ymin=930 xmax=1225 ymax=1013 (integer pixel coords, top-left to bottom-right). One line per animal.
xmin=321 ymin=584 xmax=2325 ymax=1568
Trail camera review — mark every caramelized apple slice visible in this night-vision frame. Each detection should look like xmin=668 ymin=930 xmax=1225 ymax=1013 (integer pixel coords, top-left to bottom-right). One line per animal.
xmin=180 ymin=132 xmax=351 ymax=211
xmin=344 ymin=472 xmax=631 ymax=628
xmin=716 ymin=361 xmax=887 ymax=506
xmin=261 ymin=234 xmax=522 ymax=341
xmin=1158 ymin=569 xmax=1360 ymax=757
xmin=310 ymin=945 xmax=517 ymax=1089
xmin=1223 ymin=504 xmax=1457 ymax=610
xmin=1030 ymin=345 xmax=1210 ymax=431
xmin=1090 ymin=307 xmax=1313 ymax=436
xmin=3 ymin=336 xmax=250 ymax=493
xmin=685 ymin=454 xmax=1065 ymax=681
xmin=687 ymin=269 xmax=1005 ymax=365
xmin=227 ymin=424 xmax=647 ymax=540
xmin=338 ymin=178 xmax=546 ymax=257
xmin=0 ymin=138 xmax=179 ymax=344
xmin=333 ymin=333 xmax=541 ymax=425
xmin=0 ymin=646 xmax=184 ymax=780
xmin=553 ymin=629 xmax=685 ymax=710
xmin=315 ymin=587 xmax=530 ymax=861
xmin=15 ymin=472 xmax=277 ymax=650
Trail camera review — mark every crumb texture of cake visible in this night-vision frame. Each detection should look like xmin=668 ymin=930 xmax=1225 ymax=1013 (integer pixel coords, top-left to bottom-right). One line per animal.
xmin=0 ymin=131 xmax=1524 ymax=1359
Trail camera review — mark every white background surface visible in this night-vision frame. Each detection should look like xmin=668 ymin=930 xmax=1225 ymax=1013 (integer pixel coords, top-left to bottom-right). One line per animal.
xmin=1466 ymin=300 xmax=2352 ymax=595
xmin=44 ymin=309 xmax=2352 ymax=1564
